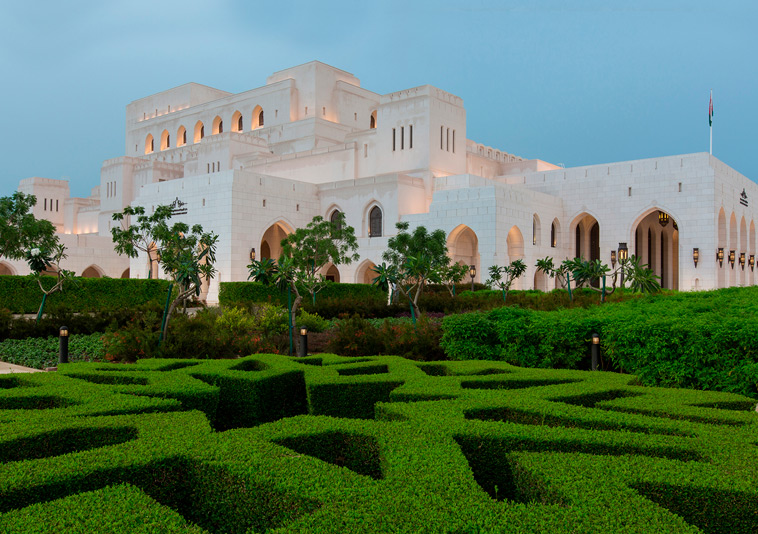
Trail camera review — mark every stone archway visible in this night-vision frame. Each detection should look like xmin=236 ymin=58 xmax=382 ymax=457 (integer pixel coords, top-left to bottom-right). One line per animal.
xmin=0 ymin=262 xmax=15 ymax=276
xmin=81 ymin=265 xmax=104 ymax=278
xmin=632 ymin=209 xmax=679 ymax=290
xmin=325 ymin=264 xmax=340 ymax=283
xmin=355 ymin=260 xmax=377 ymax=284
xmin=506 ymin=225 xmax=524 ymax=290
xmin=447 ymin=225 xmax=479 ymax=282
xmin=260 ymin=221 xmax=293 ymax=261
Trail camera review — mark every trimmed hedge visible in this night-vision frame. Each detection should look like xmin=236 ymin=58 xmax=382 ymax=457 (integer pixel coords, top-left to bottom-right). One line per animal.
xmin=441 ymin=287 xmax=758 ymax=398
xmin=0 ymin=275 xmax=172 ymax=313
xmin=0 ymin=354 xmax=756 ymax=532
xmin=219 ymin=281 xmax=386 ymax=307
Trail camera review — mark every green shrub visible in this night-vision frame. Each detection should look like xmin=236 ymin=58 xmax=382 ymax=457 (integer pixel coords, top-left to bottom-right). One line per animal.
xmin=440 ymin=313 xmax=500 ymax=360
xmin=296 ymin=310 xmax=330 ymax=333
xmin=0 ymin=333 xmax=106 ymax=369
xmin=0 ymin=276 xmax=172 ymax=314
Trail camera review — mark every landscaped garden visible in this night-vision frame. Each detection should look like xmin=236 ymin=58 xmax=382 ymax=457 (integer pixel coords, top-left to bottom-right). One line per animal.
xmin=1 ymin=197 xmax=757 ymax=531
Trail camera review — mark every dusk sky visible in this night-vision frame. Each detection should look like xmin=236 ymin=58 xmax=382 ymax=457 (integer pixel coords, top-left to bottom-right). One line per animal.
xmin=1 ymin=0 xmax=756 ymax=198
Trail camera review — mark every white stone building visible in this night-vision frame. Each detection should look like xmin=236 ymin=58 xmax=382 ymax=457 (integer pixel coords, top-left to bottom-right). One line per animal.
xmin=4 ymin=61 xmax=758 ymax=302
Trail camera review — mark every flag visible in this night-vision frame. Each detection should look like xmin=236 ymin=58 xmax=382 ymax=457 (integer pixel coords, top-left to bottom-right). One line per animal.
xmin=709 ymin=91 xmax=713 ymax=127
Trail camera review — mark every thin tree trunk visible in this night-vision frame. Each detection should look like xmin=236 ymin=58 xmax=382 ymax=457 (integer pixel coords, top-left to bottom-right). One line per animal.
xmin=162 ymin=286 xmax=195 ymax=343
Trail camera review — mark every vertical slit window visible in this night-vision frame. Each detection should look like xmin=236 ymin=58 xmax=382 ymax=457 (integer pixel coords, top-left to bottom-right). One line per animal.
xmin=410 ymin=125 xmax=413 ymax=148
xmin=401 ymin=126 xmax=404 ymax=150
xmin=452 ymin=130 xmax=455 ymax=152
xmin=440 ymin=126 xmax=444 ymax=149
xmin=44 ymin=199 xmax=47 ymax=210
xmin=446 ymin=128 xmax=450 ymax=151
xmin=392 ymin=128 xmax=396 ymax=151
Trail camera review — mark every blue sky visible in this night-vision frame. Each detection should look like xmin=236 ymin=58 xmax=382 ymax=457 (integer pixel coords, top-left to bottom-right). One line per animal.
xmin=1 ymin=0 xmax=756 ymax=198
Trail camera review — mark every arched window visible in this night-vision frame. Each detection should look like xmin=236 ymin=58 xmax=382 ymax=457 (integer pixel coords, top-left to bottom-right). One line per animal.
xmin=330 ymin=209 xmax=343 ymax=232
xmin=369 ymin=206 xmax=382 ymax=238
xmin=194 ymin=121 xmax=205 ymax=143
xmin=551 ymin=221 xmax=557 ymax=247
xmin=232 ymin=111 xmax=243 ymax=132
xmin=160 ymin=130 xmax=170 ymax=151
xmin=177 ymin=126 xmax=187 ymax=147
xmin=370 ymin=110 xmax=377 ymax=129
xmin=145 ymin=134 xmax=154 ymax=154
xmin=212 ymin=116 xmax=223 ymax=135
xmin=532 ymin=214 xmax=541 ymax=246
xmin=252 ymin=106 xmax=264 ymax=129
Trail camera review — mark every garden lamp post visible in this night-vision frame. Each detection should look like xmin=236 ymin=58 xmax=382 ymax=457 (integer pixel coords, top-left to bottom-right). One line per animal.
xmin=617 ymin=243 xmax=628 ymax=288
xmin=298 ymin=327 xmax=308 ymax=358
xmin=59 ymin=326 xmax=69 ymax=364
xmin=591 ymin=332 xmax=600 ymax=371
xmin=470 ymin=265 xmax=476 ymax=292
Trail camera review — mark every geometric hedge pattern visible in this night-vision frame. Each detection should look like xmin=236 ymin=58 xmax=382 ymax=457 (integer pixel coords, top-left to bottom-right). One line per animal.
xmin=0 ymin=354 xmax=756 ymax=533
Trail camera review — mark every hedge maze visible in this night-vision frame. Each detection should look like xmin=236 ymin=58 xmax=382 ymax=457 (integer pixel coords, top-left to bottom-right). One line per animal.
xmin=0 ymin=355 xmax=756 ymax=533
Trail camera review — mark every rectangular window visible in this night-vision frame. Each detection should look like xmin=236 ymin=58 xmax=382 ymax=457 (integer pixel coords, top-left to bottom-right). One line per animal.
xmin=452 ymin=130 xmax=455 ymax=153
xmin=628 ymin=187 xmax=632 ymax=197
xmin=409 ymin=125 xmax=413 ymax=148
xmin=440 ymin=126 xmax=444 ymax=149
xmin=322 ymin=107 xmax=326 ymax=116
xmin=446 ymin=128 xmax=450 ymax=151
xmin=113 ymin=183 xmax=116 ymax=196
xmin=678 ymin=182 xmax=682 ymax=192
xmin=392 ymin=128 xmax=396 ymax=151
xmin=401 ymin=126 xmax=404 ymax=150
xmin=207 ymin=163 xmax=210 ymax=173
xmin=56 ymin=199 xmax=58 ymax=211
xmin=364 ymin=144 xmax=368 ymax=158
xmin=44 ymin=198 xmax=47 ymax=210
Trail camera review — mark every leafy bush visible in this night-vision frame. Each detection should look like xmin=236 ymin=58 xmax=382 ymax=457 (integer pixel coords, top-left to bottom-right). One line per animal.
xmin=0 ymin=276 xmax=172 ymax=313
xmin=440 ymin=313 xmax=500 ymax=360
xmin=296 ymin=310 xmax=330 ymax=333
xmin=0 ymin=333 xmax=106 ymax=369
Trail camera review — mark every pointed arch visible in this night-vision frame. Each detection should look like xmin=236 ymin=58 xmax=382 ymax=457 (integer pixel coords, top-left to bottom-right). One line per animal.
xmin=729 ymin=212 xmax=738 ymax=286
xmin=144 ymin=134 xmax=154 ymax=154
xmin=370 ymin=110 xmax=377 ymax=129
xmin=550 ymin=218 xmax=560 ymax=248
xmin=194 ymin=121 xmax=205 ymax=143
xmin=506 ymin=226 xmax=524 ymax=290
xmin=212 ymin=115 xmax=223 ymax=135
xmin=532 ymin=214 xmax=541 ymax=246
xmin=447 ymin=225 xmax=479 ymax=282
xmin=0 ymin=262 xmax=16 ymax=276
xmin=259 ymin=220 xmax=295 ymax=261
xmin=120 ymin=268 xmax=130 ymax=279
xmin=740 ymin=216 xmax=748 ymax=285
xmin=324 ymin=264 xmax=340 ymax=283
xmin=160 ymin=129 xmax=170 ymax=151
xmin=177 ymin=126 xmax=187 ymax=147
xmin=364 ymin=202 xmax=384 ymax=238
xmin=81 ymin=265 xmax=104 ymax=278
xmin=355 ymin=259 xmax=378 ymax=284
xmin=231 ymin=110 xmax=243 ymax=132
xmin=329 ymin=207 xmax=344 ymax=231
xmin=252 ymin=105 xmax=264 ymax=129
xmin=630 ymin=208 xmax=679 ymax=290
xmin=570 ymin=212 xmax=600 ymax=262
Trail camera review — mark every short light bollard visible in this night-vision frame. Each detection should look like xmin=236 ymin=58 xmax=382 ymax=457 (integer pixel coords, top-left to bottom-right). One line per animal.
xmin=298 ymin=327 xmax=308 ymax=358
xmin=591 ymin=332 xmax=599 ymax=371
xmin=59 ymin=326 xmax=69 ymax=364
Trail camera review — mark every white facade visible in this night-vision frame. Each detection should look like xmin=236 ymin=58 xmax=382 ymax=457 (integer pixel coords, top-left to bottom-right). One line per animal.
xmin=5 ymin=61 xmax=758 ymax=301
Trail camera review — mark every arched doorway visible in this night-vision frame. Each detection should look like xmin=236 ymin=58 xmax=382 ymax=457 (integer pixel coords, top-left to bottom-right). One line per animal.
xmin=81 ymin=265 xmax=103 ymax=278
xmin=121 ymin=268 xmax=130 ymax=279
xmin=717 ymin=208 xmax=727 ymax=288
xmin=0 ymin=262 xmax=15 ymax=276
xmin=325 ymin=264 xmax=340 ymax=283
xmin=355 ymin=260 xmax=377 ymax=284
xmin=506 ymin=225 xmax=524 ymax=290
xmin=572 ymin=213 xmax=600 ymax=262
xmin=260 ymin=221 xmax=293 ymax=261
xmin=447 ymin=225 xmax=479 ymax=282
xmin=632 ymin=209 xmax=679 ymax=290
xmin=729 ymin=212 xmax=737 ymax=286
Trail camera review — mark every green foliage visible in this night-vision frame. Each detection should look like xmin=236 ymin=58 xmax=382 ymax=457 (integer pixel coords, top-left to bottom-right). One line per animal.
xmin=440 ymin=313 xmax=500 ymax=360
xmin=486 ymin=260 xmax=527 ymax=303
xmin=296 ymin=310 xmax=330 ymax=333
xmin=0 ymin=276 xmax=172 ymax=314
xmin=0 ymin=355 xmax=756 ymax=533
xmin=0 ymin=333 xmax=106 ymax=369
xmin=111 ymin=205 xmax=174 ymax=279
xmin=0 ymin=192 xmax=57 ymax=261
xmin=219 ymin=281 xmax=385 ymax=308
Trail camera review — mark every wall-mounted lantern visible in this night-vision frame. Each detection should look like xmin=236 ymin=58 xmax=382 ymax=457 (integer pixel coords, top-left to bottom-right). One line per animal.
xmin=250 ymin=248 xmax=256 ymax=262
xmin=717 ymin=247 xmax=724 ymax=267
xmin=740 ymin=252 xmax=746 ymax=270
xmin=692 ymin=248 xmax=699 ymax=268
xmin=750 ymin=255 xmax=755 ymax=271
xmin=658 ymin=211 xmax=670 ymax=227
xmin=729 ymin=250 xmax=736 ymax=269
xmin=610 ymin=250 xmax=617 ymax=269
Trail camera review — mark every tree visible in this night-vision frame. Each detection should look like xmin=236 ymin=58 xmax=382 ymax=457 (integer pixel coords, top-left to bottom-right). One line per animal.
xmin=25 ymin=242 xmax=75 ymax=321
xmin=438 ymin=262 xmax=470 ymax=297
xmin=248 ymin=213 xmax=359 ymax=353
xmin=564 ymin=255 xmax=661 ymax=303
xmin=374 ymin=222 xmax=451 ymax=321
xmin=152 ymin=221 xmax=218 ymax=341
xmin=0 ymin=192 xmax=56 ymax=260
xmin=111 ymin=205 xmax=174 ymax=279
xmin=486 ymin=260 xmax=527 ymax=303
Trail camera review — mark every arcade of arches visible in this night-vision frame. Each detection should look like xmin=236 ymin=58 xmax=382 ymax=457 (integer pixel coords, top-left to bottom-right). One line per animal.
xmin=634 ymin=210 xmax=679 ymax=290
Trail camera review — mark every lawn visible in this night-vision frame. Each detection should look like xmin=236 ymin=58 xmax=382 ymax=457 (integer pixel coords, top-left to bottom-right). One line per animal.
xmin=1 ymin=354 xmax=756 ymax=533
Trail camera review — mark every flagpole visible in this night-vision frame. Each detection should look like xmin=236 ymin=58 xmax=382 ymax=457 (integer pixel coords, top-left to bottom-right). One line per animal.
xmin=709 ymin=89 xmax=713 ymax=155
